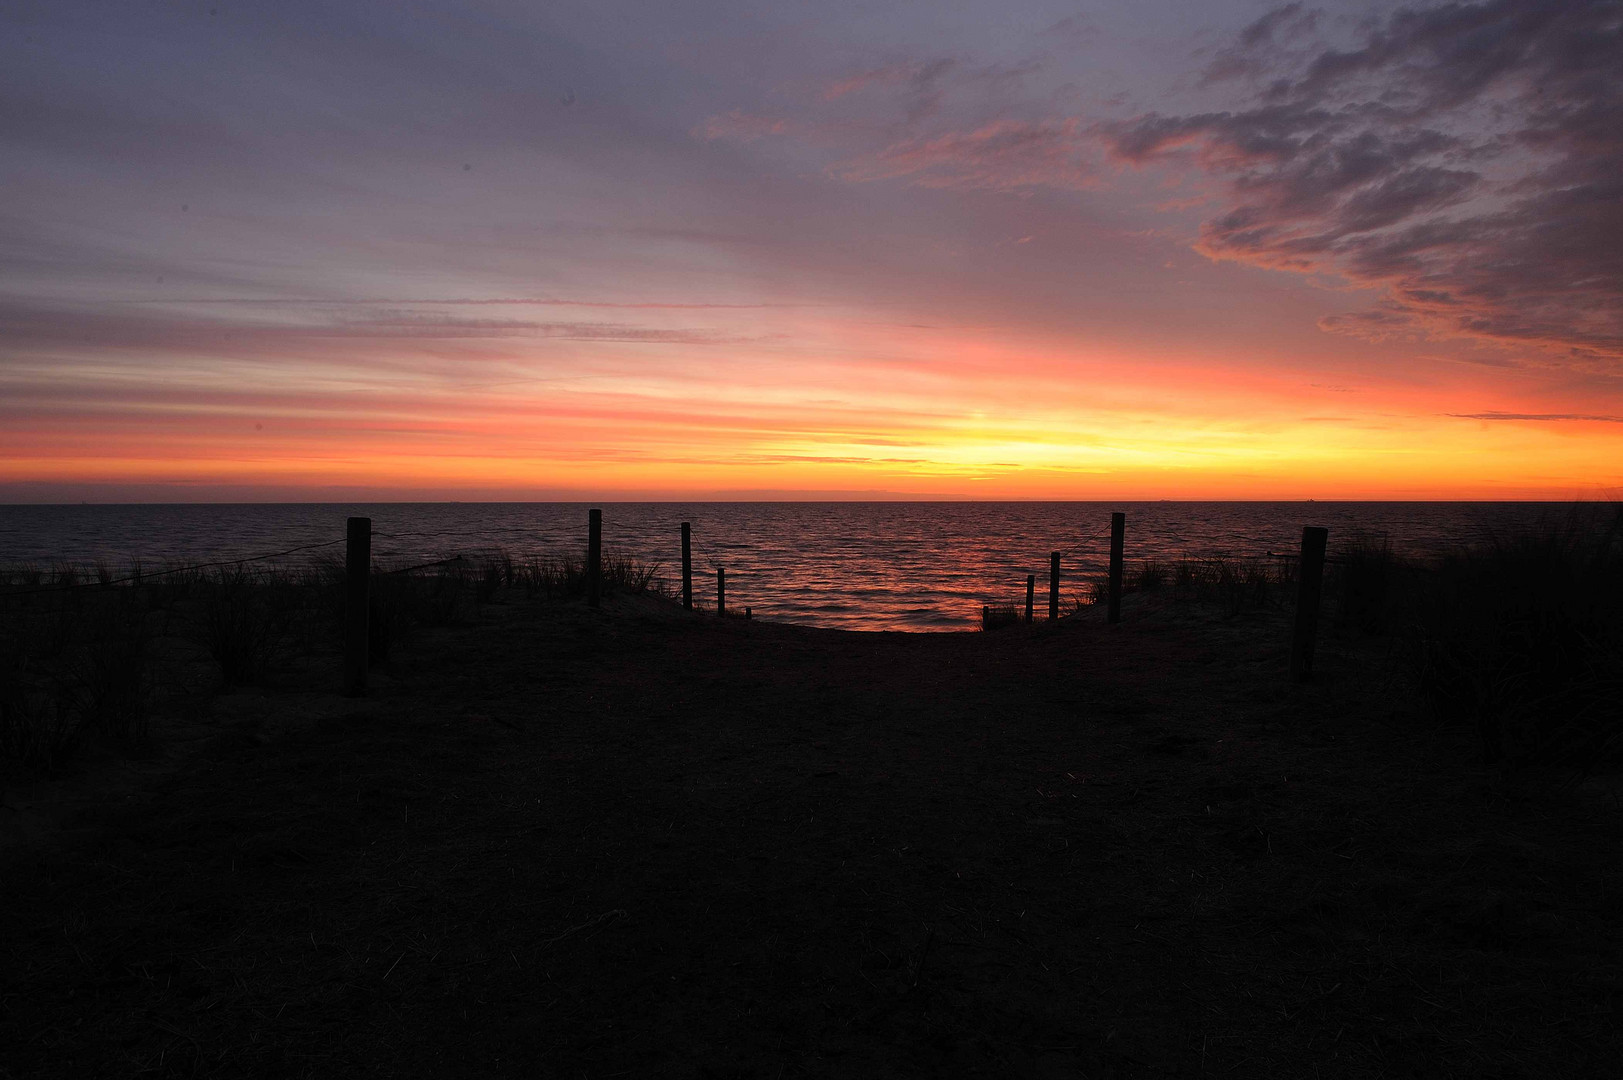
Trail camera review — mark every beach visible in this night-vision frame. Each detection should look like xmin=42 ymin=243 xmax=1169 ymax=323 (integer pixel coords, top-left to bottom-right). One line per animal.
xmin=9 ymin=0 xmax=1623 ymax=1072
xmin=4 ymin=587 xmax=1618 ymax=1077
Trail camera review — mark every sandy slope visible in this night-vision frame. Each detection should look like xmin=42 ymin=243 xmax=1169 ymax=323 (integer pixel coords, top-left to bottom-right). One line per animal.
xmin=3 ymin=593 xmax=1620 ymax=1077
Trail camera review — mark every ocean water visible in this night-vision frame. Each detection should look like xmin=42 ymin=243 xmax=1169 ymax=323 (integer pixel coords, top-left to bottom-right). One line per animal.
xmin=0 ymin=502 xmax=1584 ymax=631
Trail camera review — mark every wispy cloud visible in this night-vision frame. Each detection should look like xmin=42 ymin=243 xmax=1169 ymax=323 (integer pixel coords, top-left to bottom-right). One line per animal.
xmin=836 ymin=118 xmax=1096 ymax=191
xmin=1449 ymin=412 xmax=1623 ymax=423
xmin=704 ymin=53 xmax=1070 ymax=191
xmin=822 ymin=59 xmax=959 ymax=102
xmin=116 ymin=298 xmax=796 ymax=311
xmin=696 ymin=109 xmax=794 ymax=141
xmin=0 ymin=300 xmax=757 ymax=353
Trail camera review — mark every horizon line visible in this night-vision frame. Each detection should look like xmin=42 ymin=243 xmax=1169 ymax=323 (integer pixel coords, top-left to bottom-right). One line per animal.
xmin=4 ymin=497 xmax=1610 ymax=507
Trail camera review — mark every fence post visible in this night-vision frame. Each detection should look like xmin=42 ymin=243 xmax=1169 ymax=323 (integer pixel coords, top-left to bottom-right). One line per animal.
xmin=587 ymin=508 xmax=602 ymax=608
xmin=1049 ymin=551 xmax=1060 ymax=620
xmin=1290 ymin=526 xmax=1329 ymax=681
xmin=1108 ymin=512 xmax=1125 ymax=625
xmin=717 ymin=567 xmax=725 ymax=617
xmin=681 ymin=522 xmax=692 ymax=610
xmin=343 ymin=516 xmax=370 ymax=697
xmin=1025 ymin=574 xmax=1035 ymax=623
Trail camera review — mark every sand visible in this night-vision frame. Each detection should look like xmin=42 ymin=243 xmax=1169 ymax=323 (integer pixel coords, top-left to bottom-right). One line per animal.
xmin=3 ymin=591 xmax=1620 ymax=1077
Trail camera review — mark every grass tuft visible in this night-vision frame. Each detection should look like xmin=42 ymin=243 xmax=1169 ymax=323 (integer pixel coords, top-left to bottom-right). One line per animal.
xmin=981 ymin=604 xmax=1022 ymax=630
xmin=202 ymin=565 xmax=288 ymax=686
xmin=1402 ymin=504 xmax=1623 ymax=768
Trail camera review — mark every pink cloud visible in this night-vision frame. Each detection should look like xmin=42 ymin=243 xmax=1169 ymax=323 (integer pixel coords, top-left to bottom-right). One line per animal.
xmin=696 ymin=109 xmax=792 ymax=141
xmin=838 ymin=118 xmax=1097 ymax=191
xmin=822 ymin=59 xmax=957 ymax=100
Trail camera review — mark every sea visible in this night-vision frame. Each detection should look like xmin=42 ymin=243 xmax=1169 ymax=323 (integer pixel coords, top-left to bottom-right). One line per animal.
xmin=0 ymin=502 xmax=1589 ymax=631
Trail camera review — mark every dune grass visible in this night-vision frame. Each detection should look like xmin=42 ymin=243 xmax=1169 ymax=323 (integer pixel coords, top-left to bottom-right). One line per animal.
xmin=1401 ymin=505 xmax=1623 ymax=768
xmin=0 ymin=547 xmax=665 ymax=777
xmin=0 ymin=575 xmax=154 ymax=774
xmin=6 ymin=509 xmax=1621 ymax=775
xmin=980 ymin=604 xmax=1023 ymax=630
xmin=1068 ymin=506 xmax=1622 ymax=769
xmin=1089 ymin=553 xmax=1294 ymax=617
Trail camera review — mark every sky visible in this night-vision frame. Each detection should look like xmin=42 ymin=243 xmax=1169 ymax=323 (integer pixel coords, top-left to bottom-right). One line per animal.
xmin=2 ymin=0 xmax=1620 ymax=501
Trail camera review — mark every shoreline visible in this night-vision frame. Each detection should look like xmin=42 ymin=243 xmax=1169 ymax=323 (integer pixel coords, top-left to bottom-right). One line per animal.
xmin=5 ymin=500 xmax=1606 ymax=634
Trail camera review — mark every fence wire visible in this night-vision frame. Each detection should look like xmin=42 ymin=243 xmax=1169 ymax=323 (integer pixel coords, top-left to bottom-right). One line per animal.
xmin=1 ymin=510 xmax=1365 ymax=615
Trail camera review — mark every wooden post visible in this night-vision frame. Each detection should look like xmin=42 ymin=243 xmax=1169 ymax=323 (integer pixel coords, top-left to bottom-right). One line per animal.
xmin=1108 ymin=511 xmax=1125 ymax=625
xmin=343 ymin=516 xmax=370 ymax=697
xmin=587 ymin=508 xmax=602 ymax=608
xmin=1049 ymin=551 xmax=1060 ymax=620
xmin=717 ymin=567 xmax=725 ymax=617
xmin=1025 ymin=574 xmax=1035 ymax=623
xmin=681 ymin=521 xmax=692 ymax=610
xmin=1290 ymin=526 xmax=1329 ymax=681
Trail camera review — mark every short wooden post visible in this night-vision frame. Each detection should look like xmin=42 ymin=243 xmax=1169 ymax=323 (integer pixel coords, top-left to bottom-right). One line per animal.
xmin=1049 ymin=551 xmax=1060 ymax=620
xmin=343 ymin=516 xmax=370 ymax=697
xmin=681 ymin=522 xmax=692 ymax=610
xmin=587 ymin=508 xmax=602 ymax=608
xmin=1290 ymin=526 xmax=1329 ymax=681
xmin=983 ymin=604 xmax=990 ymax=629
xmin=1025 ymin=574 xmax=1035 ymax=623
xmin=1108 ymin=511 xmax=1125 ymax=625
xmin=717 ymin=567 xmax=726 ymax=617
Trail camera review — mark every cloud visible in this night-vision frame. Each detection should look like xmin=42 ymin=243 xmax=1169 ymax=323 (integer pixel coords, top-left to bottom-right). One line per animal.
xmin=704 ymin=53 xmax=1068 ymax=191
xmin=1317 ymin=303 xmax=1424 ymax=341
xmin=134 ymin=297 xmax=785 ymax=310
xmin=823 ymin=59 xmax=959 ymax=101
xmin=1448 ymin=412 xmax=1623 ymax=422
xmin=1200 ymin=3 xmax=1323 ymax=85
xmin=696 ymin=109 xmax=793 ymax=141
xmin=838 ymin=118 xmax=1095 ymax=191
xmin=1097 ymin=0 xmax=1623 ymax=364
xmin=0 ymin=299 xmax=752 ymax=357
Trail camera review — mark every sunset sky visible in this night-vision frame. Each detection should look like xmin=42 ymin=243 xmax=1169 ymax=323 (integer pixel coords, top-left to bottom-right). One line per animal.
xmin=3 ymin=0 xmax=1620 ymax=501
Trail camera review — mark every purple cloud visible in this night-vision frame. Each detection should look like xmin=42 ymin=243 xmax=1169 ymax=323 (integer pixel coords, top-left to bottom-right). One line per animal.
xmin=837 ymin=118 xmax=1095 ymax=191
xmin=1099 ymin=0 xmax=1623 ymax=364
xmin=697 ymin=109 xmax=794 ymax=141
xmin=0 ymin=299 xmax=754 ymax=357
xmin=823 ymin=59 xmax=959 ymax=102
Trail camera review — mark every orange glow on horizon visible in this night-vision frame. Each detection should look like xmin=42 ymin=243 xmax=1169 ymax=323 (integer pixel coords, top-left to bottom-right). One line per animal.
xmin=5 ymin=316 xmax=1619 ymax=502
xmin=7 ymin=1 xmax=1620 ymax=506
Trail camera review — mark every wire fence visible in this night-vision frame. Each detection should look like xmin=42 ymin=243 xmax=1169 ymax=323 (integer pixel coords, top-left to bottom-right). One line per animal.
xmin=0 ymin=509 xmax=1363 ymax=627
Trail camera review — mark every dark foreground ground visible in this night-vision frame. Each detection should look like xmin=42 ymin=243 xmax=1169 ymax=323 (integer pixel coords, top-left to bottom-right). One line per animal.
xmin=3 ymin=593 xmax=1620 ymax=1078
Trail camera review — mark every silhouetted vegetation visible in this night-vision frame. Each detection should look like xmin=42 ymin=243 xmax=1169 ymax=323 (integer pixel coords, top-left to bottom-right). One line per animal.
xmin=9 ymin=545 xmax=1619 ymax=1079
xmin=8 ymin=508 xmax=1620 ymax=779
xmin=202 ymin=565 xmax=298 ymax=685
xmin=0 ymin=547 xmax=666 ymax=777
xmin=1090 ymin=554 xmax=1294 ymax=616
xmin=980 ymin=604 xmax=1022 ymax=630
xmin=0 ymin=573 xmax=153 ymax=773
xmin=1332 ymin=532 xmax=1394 ymax=633
xmin=1403 ymin=505 xmax=1623 ymax=768
xmin=1085 ymin=506 xmax=1623 ymax=769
